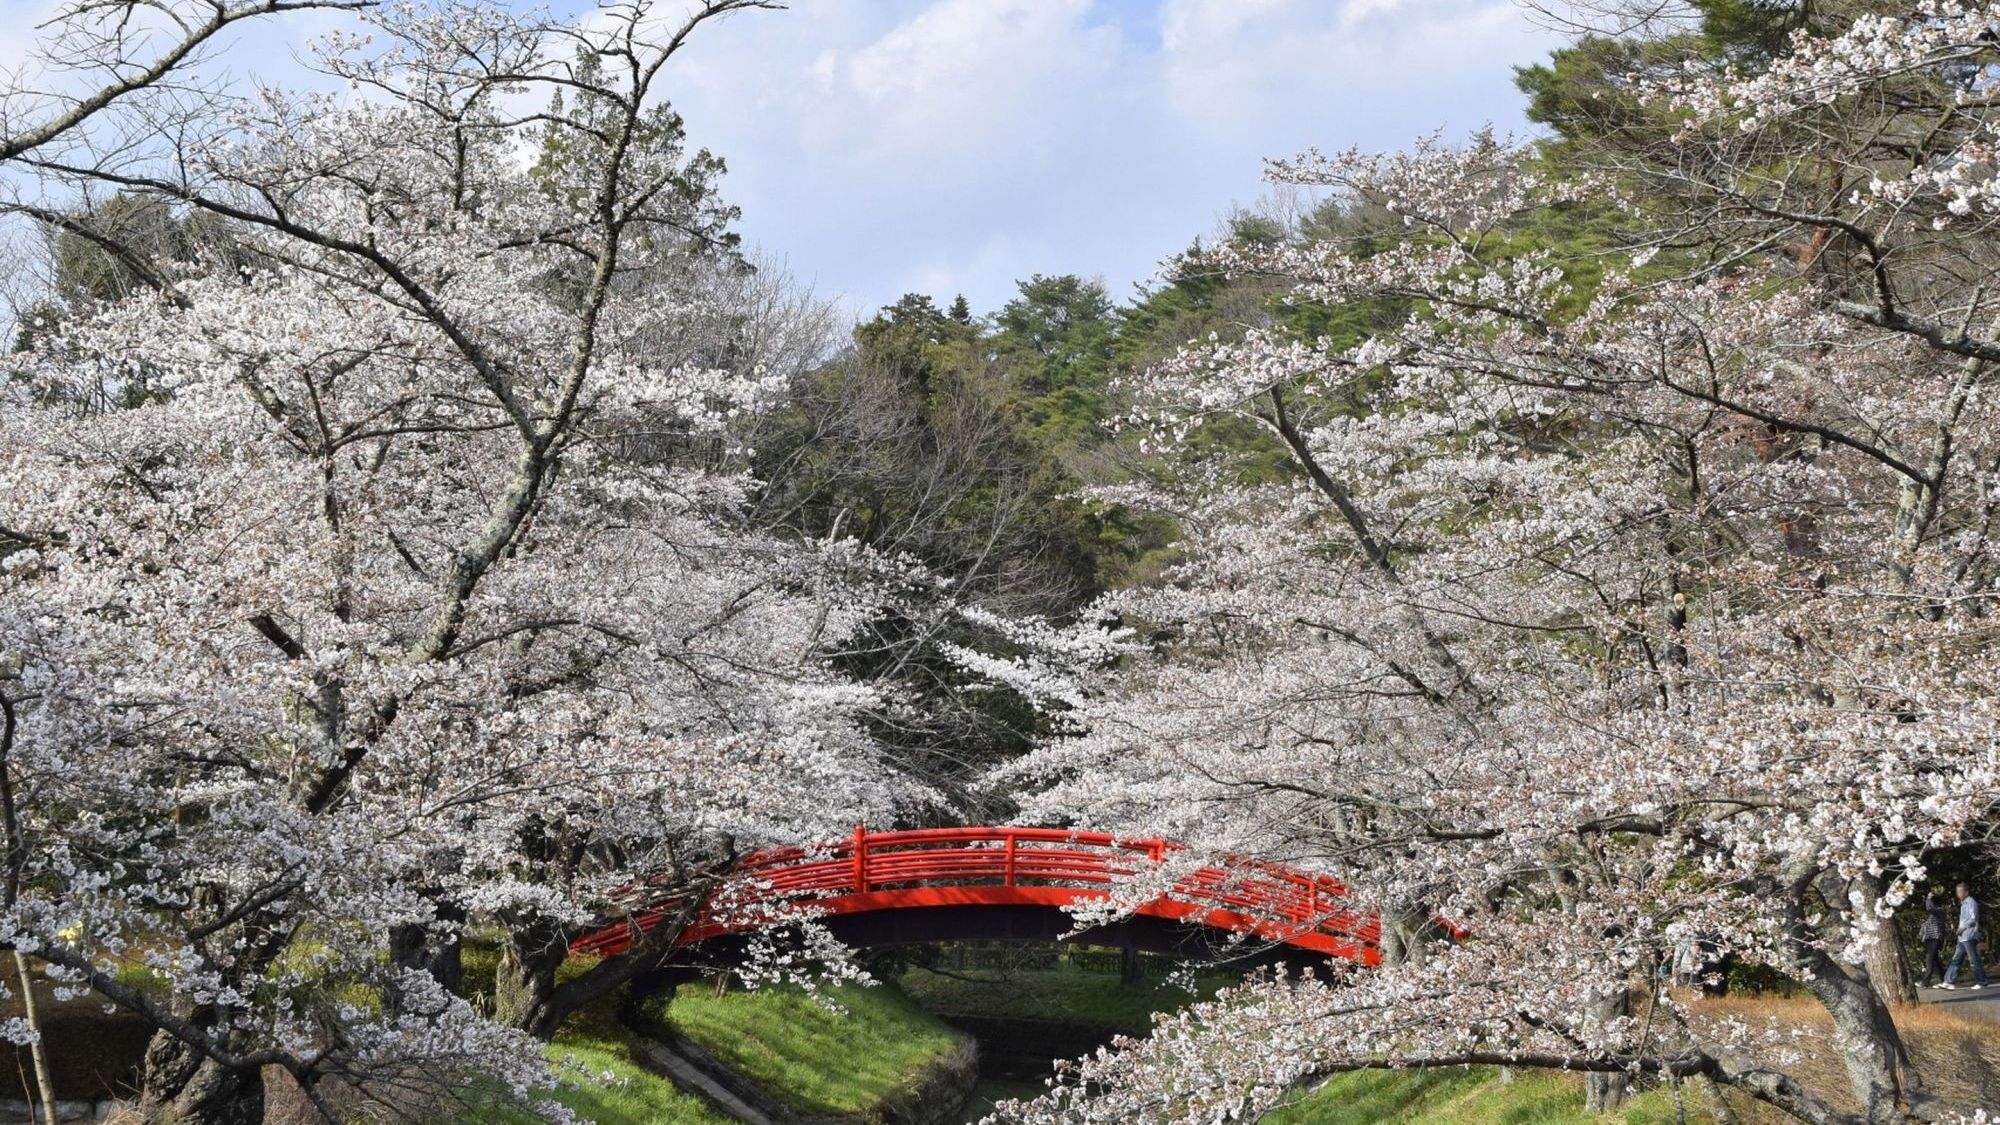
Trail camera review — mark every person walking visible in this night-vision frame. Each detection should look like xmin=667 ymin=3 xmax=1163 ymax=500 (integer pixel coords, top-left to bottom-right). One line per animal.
xmin=1672 ymin=937 xmax=1699 ymax=987
xmin=1920 ymin=891 xmax=1949 ymax=986
xmin=1941 ymin=882 xmax=1987 ymax=990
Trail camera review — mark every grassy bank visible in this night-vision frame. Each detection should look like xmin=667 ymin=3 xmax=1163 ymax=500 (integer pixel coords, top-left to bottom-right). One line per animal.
xmin=648 ymin=979 xmax=968 ymax=1117
xmin=481 ymin=1000 xmax=729 ymax=1125
xmin=1260 ymin=1068 xmax=1707 ymax=1124
xmin=455 ymin=943 xmax=721 ymax=1123
xmin=472 ymin=978 xmax=966 ymax=1123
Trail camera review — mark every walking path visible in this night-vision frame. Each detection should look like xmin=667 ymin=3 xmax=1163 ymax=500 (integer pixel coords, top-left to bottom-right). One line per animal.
xmin=1915 ymin=982 xmax=2000 ymax=1022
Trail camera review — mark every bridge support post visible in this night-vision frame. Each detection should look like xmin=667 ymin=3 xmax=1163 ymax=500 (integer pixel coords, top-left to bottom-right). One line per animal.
xmin=852 ymin=823 xmax=869 ymax=893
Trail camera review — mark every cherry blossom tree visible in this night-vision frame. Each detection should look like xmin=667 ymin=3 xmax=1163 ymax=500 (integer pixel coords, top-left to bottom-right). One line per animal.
xmin=0 ymin=0 xmax=379 ymax=163
xmin=1 ymin=1 xmax=926 ymax=1120
xmin=976 ymin=7 xmax=2000 ymax=1122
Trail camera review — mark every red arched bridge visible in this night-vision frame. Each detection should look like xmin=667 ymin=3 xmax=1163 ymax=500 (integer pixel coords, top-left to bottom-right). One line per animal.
xmin=570 ymin=825 xmax=1382 ymax=967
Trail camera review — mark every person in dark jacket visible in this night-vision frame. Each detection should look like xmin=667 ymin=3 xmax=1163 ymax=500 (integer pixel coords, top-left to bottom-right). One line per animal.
xmin=1920 ymin=891 xmax=1949 ymax=986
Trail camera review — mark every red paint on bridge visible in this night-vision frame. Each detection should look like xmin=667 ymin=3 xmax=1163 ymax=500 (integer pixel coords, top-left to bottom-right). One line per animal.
xmin=569 ymin=825 xmax=1381 ymax=965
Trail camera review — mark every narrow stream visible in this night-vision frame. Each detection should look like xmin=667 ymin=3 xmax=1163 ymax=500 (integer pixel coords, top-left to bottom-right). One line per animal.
xmin=953 ymin=1073 xmax=1049 ymax=1124
xmin=939 ymin=1015 xmax=1122 ymax=1124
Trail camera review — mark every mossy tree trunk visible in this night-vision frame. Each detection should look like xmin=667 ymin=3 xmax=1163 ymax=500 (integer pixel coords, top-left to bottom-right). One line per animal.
xmin=137 ymin=1025 xmax=264 ymax=1125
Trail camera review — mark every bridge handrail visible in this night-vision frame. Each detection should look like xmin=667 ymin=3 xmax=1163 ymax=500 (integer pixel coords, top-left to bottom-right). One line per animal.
xmin=571 ymin=825 xmax=1382 ymax=960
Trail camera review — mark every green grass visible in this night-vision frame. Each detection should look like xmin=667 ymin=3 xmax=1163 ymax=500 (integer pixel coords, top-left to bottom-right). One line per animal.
xmin=458 ymin=936 xmax=603 ymax=1010
xmin=455 ymin=938 xmax=966 ymax=1122
xmin=898 ymin=965 xmax=1227 ymax=1034
xmin=450 ymin=937 xmax=722 ymax=1124
xmin=1259 ymin=1067 xmax=1710 ymax=1125
xmin=650 ymin=980 xmax=964 ymax=1116
xmin=471 ymin=997 xmax=728 ymax=1125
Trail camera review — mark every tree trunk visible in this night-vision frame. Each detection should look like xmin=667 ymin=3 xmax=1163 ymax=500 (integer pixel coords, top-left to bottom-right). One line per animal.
xmin=390 ymin=900 xmax=465 ymax=1006
xmin=1376 ymin=901 xmax=1430 ymax=969
xmin=1583 ymin=986 xmax=1631 ymax=1113
xmin=1793 ymin=883 xmax=1915 ymax=1123
xmin=496 ymin=914 xmax=696 ymax=1040
xmin=1119 ymin=945 xmax=1142 ymax=986
xmin=132 ymin=904 xmax=295 ymax=1124
xmin=137 ymin=1028 xmax=264 ymax=1125
xmin=1864 ymin=923 xmax=1917 ymax=1006
xmin=492 ymin=917 xmax=570 ymax=1039
xmin=1815 ymin=969 xmax=1911 ymax=1122
xmin=1852 ymin=879 xmax=1917 ymax=1005
xmin=1696 ymin=1074 xmax=1742 ymax=1125
xmin=14 ymin=951 xmax=57 ymax=1125
xmin=1584 ymin=1069 xmax=1629 ymax=1112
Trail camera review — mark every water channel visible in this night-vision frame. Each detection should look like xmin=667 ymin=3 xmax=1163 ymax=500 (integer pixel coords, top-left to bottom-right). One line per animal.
xmin=940 ymin=1013 xmax=1123 ymax=1124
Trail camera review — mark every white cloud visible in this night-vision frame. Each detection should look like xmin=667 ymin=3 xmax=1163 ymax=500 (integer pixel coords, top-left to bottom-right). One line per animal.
xmin=1157 ymin=0 xmax=1539 ymax=129
xmin=5 ymin=0 xmax=1562 ymax=321
xmin=765 ymin=0 xmax=1132 ymax=180
xmin=1158 ymin=0 xmax=1295 ymax=52
xmin=847 ymin=0 xmax=1106 ymax=101
xmin=652 ymin=0 xmax=1559 ymax=319
xmin=811 ymin=48 xmax=839 ymax=88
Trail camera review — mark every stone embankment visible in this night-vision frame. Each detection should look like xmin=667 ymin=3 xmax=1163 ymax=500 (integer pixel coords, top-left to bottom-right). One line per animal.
xmin=0 ymin=1098 xmax=120 ymax=1123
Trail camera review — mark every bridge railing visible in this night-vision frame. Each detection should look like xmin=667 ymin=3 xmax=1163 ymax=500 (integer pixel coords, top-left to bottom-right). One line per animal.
xmin=570 ymin=825 xmax=1380 ymax=961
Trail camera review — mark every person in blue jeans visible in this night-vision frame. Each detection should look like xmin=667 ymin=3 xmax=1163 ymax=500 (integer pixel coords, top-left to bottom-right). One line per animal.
xmin=1941 ymin=882 xmax=1987 ymax=990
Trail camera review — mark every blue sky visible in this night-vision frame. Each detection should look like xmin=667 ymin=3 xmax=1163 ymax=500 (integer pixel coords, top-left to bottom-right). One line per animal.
xmin=0 ymin=0 xmax=1563 ymax=321
xmin=656 ymin=0 xmax=1562 ymax=319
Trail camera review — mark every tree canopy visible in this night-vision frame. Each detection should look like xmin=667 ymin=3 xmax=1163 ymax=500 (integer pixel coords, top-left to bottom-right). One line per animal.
xmin=5 ymin=0 xmax=2000 ymax=1123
